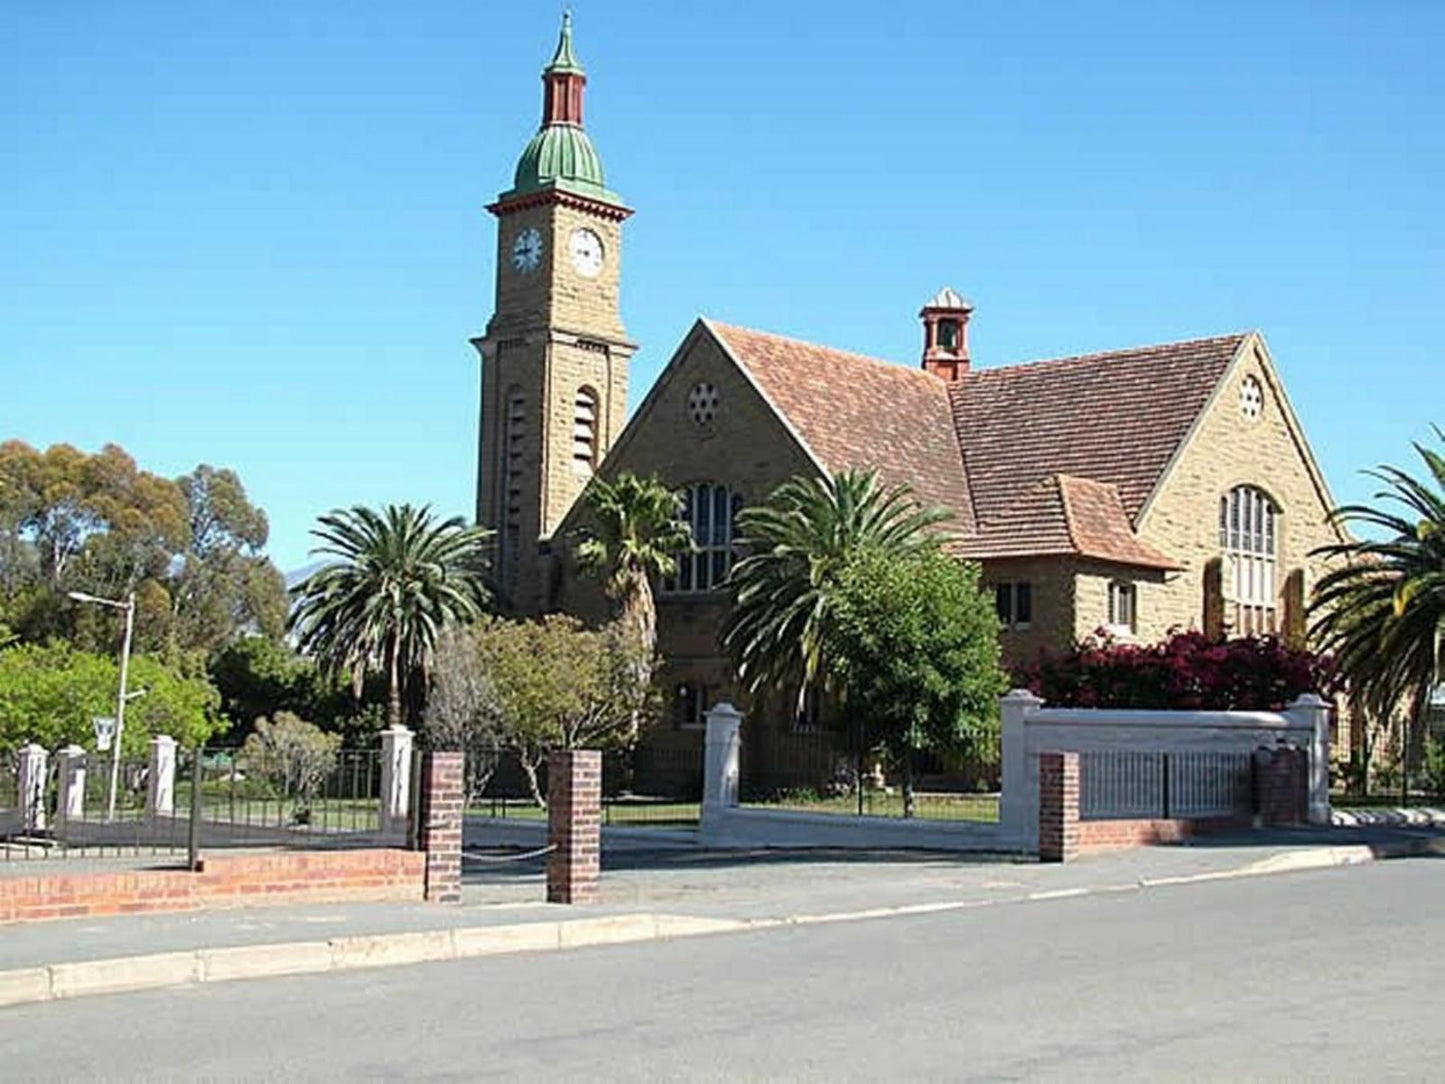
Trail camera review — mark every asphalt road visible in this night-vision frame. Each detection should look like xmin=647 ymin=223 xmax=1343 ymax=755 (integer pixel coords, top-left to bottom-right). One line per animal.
xmin=2 ymin=859 xmax=1442 ymax=1081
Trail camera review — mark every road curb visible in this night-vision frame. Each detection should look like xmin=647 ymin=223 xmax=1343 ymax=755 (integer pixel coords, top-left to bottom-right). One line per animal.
xmin=0 ymin=912 xmax=755 ymax=1011
xmin=2 ymin=836 xmax=1439 ymax=1011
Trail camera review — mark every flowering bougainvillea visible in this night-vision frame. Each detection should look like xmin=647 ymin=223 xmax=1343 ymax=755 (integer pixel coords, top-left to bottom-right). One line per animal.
xmin=1016 ymin=629 xmax=1337 ymax=712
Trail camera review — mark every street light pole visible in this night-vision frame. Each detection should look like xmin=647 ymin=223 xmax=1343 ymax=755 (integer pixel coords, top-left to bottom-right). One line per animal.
xmin=69 ymin=590 xmax=136 ymax=822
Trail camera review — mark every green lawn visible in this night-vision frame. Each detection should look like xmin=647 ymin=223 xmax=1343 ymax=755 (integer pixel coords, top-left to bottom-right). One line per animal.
xmin=744 ymin=792 xmax=999 ymax=823
xmin=468 ymin=798 xmax=701 ymax=828
xmin=172 ymin=785 xmax=383 ymax=831
xmin=466 ymin=792 xmax=999 ymax=827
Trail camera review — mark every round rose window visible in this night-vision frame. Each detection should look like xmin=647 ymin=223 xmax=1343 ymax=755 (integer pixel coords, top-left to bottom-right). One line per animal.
xmin=687 ymin=382 xmax=721 ymax=427
xmin=1240 ymin=375 xmax=1263 ymax=422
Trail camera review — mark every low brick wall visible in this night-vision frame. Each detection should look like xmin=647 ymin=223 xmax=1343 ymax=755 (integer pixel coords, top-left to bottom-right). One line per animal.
xmin=1076 ymin=815 xmax=1250 ymax=852
xmin=0 ymin=849 xmax=424 ymax=925
xmin=1038 ymin=743 xmax=1310 ymax=861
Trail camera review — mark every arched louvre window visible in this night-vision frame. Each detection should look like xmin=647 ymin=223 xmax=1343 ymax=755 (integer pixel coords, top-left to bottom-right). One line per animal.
xmin=572 ymin=389 xmax=597 ymax=477
xmin=662 ymin=483 xmax=742 ymax=594
xmin=1219 ymin=485 xmax=1278 ymax=635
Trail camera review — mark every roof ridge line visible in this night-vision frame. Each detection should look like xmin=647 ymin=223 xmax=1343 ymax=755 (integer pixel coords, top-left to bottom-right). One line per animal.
xmin=708 ymin=319 xmax=943 ymax=385
xmin=973 ymin=331 xmax=1254 ymax=377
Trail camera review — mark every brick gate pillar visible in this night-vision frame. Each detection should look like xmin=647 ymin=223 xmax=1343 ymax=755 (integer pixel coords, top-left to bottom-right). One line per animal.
xmin=419 ymin=751 xmax=463 ymax=904
xmin=1257 ymin=744 xmax=1308 ymax=827
xmin=547 ymin=749 xmax=601 ymax=905
xmin=1038 ymin=751 xmax=1080 ymax=863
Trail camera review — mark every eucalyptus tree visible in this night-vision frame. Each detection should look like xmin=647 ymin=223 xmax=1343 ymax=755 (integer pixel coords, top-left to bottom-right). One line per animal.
xmin=289 ymin=504 xmax=490 ymax=729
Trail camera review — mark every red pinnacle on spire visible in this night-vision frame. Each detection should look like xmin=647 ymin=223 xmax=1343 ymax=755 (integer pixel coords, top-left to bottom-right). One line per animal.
xmin=542 ymin=12 xmax=586 ymax=127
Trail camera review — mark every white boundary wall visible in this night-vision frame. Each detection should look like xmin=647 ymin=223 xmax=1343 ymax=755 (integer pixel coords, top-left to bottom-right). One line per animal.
xmin=698 ymin=703 xmax=1005 ymax=853
xmin=696 ymin=694 xmax=1330 ymax=855
xmin=997 ymin=690 xmax=1331 ymax=851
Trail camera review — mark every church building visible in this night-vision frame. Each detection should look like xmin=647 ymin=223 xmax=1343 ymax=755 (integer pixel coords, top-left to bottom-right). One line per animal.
xmin=473 ymin=18 xmax=1347 ymax=763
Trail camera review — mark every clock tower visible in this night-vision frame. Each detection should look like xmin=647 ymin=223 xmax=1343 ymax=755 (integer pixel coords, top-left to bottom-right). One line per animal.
xmin=473 ymin=13 xmax=635 ymax=613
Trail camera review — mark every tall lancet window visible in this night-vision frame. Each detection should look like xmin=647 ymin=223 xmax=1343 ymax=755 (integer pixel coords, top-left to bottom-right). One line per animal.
xmin=1220 ymin=485 xmax=1279 ymax=635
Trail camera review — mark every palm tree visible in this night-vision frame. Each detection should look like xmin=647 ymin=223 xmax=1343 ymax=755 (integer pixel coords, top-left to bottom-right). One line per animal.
xmin=1310 ymin=430 xmax=1445 ymax=800
xmin=575 ymin=472 xmax=694 ymax=658
xmin=721 ymin=468 xmax=952 ymax=703
xmin=289 ymin=504 xmax=490 ymax=729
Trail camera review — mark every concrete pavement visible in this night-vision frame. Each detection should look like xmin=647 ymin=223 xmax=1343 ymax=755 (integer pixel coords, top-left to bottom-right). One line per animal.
xmin=0 ymin=824 xmax=1441 ymax=1011
xmin=3 ymin=858 xmax=1444 ymax=1080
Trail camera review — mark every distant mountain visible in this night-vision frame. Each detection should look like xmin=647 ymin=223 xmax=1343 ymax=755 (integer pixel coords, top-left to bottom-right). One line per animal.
xmin=284 ymin=561 xmax=329 ymax=590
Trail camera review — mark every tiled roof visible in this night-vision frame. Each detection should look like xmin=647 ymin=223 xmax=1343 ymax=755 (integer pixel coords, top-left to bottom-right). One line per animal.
xmin=1056 ymin=475 xmax=1180 ymax=569
xmin=704 ymin=320 xmax=1248 ymax=570
xmin=952 ymin=333 xmax=1246 ymax=520
xmin=707 ymin=321 xmax=976 ymax=534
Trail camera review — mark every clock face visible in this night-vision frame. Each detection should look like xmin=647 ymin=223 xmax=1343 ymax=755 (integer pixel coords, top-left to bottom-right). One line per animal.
xmin=511 ymin=227 xmax=543 ymax=273
xmin=569 ymin=227 xmax=604 ymax=278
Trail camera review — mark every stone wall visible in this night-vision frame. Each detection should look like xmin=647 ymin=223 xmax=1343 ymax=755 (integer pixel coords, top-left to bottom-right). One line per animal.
xmin=1135 ymin=335 xmax=1340 ymax=646
xmin=479 ymin=193 xmax=634 ymax=614
xmin=554 ymin=326 xmax=820 ymax=728
xmin=977 ymin=556 xmax=1077 ymax=673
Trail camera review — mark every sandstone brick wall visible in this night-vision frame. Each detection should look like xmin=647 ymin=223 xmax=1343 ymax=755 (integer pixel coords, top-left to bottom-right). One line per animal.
xmin=977 ymin=556 xmax=1077 ymax=674
xmin=554 ymin=327 xmax=820 ymax=726
xmin=1135 ymin=335 xmax=1340 ymax=646
xmin=0 ymin=850 xmax=424 ymax=925
xmin=478 ymin=195 xmax=634 ymax=615
xmin=1071 ymin=559 xmax=1171 ymax=644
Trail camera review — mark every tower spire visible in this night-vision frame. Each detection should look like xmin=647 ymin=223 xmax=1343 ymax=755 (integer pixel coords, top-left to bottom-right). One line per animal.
xmin=546 ymin=11 xmax=584 ymax=75
xmin=542 ymin=11 xmax=586 ymax=126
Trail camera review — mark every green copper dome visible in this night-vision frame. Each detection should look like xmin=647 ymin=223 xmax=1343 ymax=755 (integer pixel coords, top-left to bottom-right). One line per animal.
xmin=511 ymin=123 xmax=610 ymax=199
xmin=496 ymin=14 xmax=623 ymax=206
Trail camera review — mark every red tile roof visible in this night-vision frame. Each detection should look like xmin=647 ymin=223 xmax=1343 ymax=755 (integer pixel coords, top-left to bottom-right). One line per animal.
xmin=707 ymin=320 xmax=1247 ymax=569
xmin=707 ymin=320 xmax=977 ymax=534
xmin=1057 ymin=475 xmax=1181 ymax=570
xmin=951 ymin=333 xmax=1245 ymax=516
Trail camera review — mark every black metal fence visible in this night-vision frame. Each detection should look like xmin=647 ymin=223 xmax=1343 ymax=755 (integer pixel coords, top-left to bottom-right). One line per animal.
xmin=0 ymin=744 xmax=392 ymax=862
xmin=1079 ymin=750 xmax=1254 ymax=820
xmin=738 ymin=728 xmax=1000 ymax=823
xmin=465 ymin=741 xmax=704 ymax=828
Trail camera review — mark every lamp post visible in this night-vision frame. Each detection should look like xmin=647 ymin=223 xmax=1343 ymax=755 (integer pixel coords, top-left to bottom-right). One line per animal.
xmin=69 ymin=590 xmax=135 ymax=822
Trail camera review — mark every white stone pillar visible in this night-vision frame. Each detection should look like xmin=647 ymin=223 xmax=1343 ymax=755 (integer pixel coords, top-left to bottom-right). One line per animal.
xmin=998 ymin=689 xmax=1044 ymax=851
xmin=379 ymin=723 xmax=414 ymax=839
xmin=703 ymin=702 xmax=743 ymax=813
xmin=147 ymin=734 xmax=177 ymax=819
xmin=55 ymin=745 xmax=87 ymax=830
xmin=18 ymin=743 xmax=48 ymax=833
xmin=1285 ymin=692 xmax=1332 ymax=826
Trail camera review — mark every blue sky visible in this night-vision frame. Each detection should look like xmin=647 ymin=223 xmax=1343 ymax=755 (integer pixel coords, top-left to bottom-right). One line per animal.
xmin=3 ymin=1 xmax=1442 ymax=571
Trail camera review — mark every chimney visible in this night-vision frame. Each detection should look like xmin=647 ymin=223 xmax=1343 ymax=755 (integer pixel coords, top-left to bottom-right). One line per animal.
xmin=920 ymin=286 xmax=974 ymax=381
